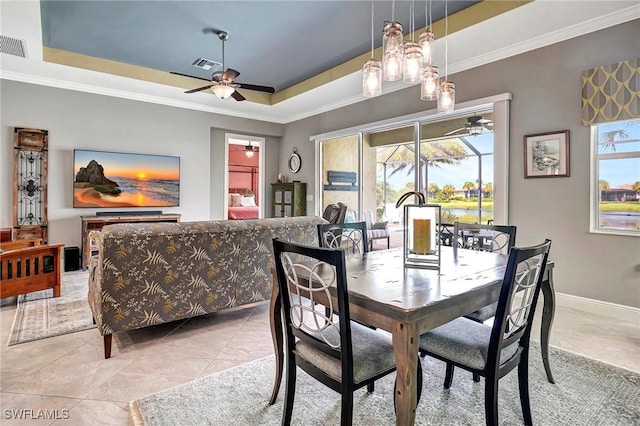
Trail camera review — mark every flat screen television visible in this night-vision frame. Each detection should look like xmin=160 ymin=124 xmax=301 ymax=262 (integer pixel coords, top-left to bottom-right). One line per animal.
xmin=73 ymin=149 xmax=180 ymax=208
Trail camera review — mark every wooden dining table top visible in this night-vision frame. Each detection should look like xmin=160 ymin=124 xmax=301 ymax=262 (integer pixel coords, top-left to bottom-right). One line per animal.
xmin=332 ymin=246 xmax=511 ymax=327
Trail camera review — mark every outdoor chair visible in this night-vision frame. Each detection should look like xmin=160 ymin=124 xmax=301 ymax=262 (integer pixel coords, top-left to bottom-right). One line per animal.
xmin=418 ymin=239 xmax=552 ymax=426
xmin=272 ymin=238 xmax=399 ymax=425
xmin=362 ymin=211 xmax=390 ymax=251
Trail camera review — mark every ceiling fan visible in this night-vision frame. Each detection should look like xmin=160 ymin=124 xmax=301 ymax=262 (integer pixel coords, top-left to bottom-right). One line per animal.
xmin=445 ymin=116 xmax=493 ymax=136
xmin=171 ymin=29 xmax=275 ymax=102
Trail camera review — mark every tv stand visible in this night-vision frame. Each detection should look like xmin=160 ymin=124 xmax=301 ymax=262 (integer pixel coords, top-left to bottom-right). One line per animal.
xmin=80 ymin=213 xmax=181 ymax=269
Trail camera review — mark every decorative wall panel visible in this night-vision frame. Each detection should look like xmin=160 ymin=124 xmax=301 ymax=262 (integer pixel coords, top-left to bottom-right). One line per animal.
xmin=582 ymin=58 xmax=639 ymax=126
xmin=13 ymin=128 xmax=48 ymax=242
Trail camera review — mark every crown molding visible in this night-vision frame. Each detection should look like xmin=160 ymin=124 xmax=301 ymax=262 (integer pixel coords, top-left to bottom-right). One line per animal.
xmin=0 ymin=69 xmax=285 ymax=123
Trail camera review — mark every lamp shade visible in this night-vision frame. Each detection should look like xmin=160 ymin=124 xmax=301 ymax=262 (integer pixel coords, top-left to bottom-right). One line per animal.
xmin=402 ymin=41 xmax=423 ymax=83
xmin=382 ymin=22 xmax=403 ymax=81
xmin=421 ymin=65 xmax=439 ymax=101
xmin=362 ymin=58 xmax=382 ymax=98
xmin=245 ymin=145 xmax=256 ymax=158
xmin=211 ymin=84 xmax=235 ymax=99
xmin=437 ymin=81 xmax=455 ymax=113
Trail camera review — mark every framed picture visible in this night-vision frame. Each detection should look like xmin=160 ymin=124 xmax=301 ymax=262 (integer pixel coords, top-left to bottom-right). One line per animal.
xmin=524 ymin=130 xmax=570 ymax=178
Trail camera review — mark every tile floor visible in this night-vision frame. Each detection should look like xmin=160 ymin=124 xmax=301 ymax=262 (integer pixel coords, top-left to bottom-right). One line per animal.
xmin=0 ymin=275 xmax=638 ymax=425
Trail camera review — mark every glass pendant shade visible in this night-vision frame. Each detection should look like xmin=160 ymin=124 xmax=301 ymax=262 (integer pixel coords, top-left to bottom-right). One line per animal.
xmin=212 ymin=84 xmax=235 ymax=99
xmin=402 ymin=42 xmax=423 ymax=83
xmin=383 ymin=22 xmax=403 ymax=81
xmin=362 ymin=59 xmax=382 ymax=97
xmin=437 ymin=81 xmax=455 ymax=112
xmin=418 ymin=31 xmax=434 ymax=64
xmin=421 ymin=65 xmax=439 ymax=101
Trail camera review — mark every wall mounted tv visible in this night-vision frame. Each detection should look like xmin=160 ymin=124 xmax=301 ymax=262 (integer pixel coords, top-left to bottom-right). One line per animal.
xmin=73 ymin=149 xmax=180 ymax=208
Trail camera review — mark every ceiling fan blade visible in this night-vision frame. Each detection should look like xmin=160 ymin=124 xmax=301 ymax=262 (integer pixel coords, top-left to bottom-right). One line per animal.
xmin=185 ymin=84 xmax=213 ymax=94
xmin=445 ymin=127 xmax=466 ymax=136
xmin=236 ymin=82 xmax=276 ymax=93
xmin=170 ymin=71 xmax=211 ymax=82
xmin=222 ymin=68 xmax=240 ymax=81
xmin=231 ymin=90 xmax=246 ymax=102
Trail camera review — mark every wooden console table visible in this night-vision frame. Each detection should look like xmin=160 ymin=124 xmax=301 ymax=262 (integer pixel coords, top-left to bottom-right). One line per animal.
xmin=80 ymin=214 xmax=181 ymax=269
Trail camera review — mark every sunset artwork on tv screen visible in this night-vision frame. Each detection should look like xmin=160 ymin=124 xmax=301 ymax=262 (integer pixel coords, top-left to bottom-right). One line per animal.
xmin=73 ymin=150 xmax=180 ymax=208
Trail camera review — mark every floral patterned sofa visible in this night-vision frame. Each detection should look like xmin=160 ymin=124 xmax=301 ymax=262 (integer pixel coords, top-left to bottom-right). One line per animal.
xmin=88 ymin=216 xmax=324 ymax=358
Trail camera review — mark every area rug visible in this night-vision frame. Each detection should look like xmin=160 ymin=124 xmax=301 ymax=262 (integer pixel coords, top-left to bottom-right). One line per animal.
xmin=7 ymin=270 xmax=95 ymax=346
xmin=130 ymin=344 xmax=640 ymax=425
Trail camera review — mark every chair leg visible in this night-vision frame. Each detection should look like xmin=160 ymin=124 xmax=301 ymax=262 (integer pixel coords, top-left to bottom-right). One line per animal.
xmin=518 ymin=357 xmax=533 ymax=425
xmin=484 ymin=375 xmax=499 ymax=426
xmin=340 ymin=392 xmax=354 ymax=426
xmin=283 ymin=356 xmax=297 ymax=425
xmin=386 ymin=236 xmax=390 ymax=249
xmin=366 ymin=382 xmax=374 ymax=393
xmin=473 ymin=373 xmax=481 ymax=382
xmin=444 ymin=363 xmax=455 ymax=389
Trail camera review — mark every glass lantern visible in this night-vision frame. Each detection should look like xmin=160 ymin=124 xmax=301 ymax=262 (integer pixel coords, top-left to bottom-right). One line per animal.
xmin=403 ymin=203 xmax=441 ymax=269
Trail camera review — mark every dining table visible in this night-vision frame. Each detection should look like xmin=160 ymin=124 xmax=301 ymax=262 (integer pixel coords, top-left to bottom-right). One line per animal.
xmin=268 ymin=246 xmax=556 ymax=426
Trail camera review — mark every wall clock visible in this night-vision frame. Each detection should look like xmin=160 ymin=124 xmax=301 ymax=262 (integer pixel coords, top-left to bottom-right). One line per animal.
xmin=288 ymin=149 xmax=301 ymax=174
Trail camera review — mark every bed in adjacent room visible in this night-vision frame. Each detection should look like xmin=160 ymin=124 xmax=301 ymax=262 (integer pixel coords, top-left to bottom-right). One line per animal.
xmin=228 ymin=188 xmax=259 ymax=220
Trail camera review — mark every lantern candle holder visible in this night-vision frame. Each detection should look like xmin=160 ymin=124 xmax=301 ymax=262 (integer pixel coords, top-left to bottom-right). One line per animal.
xmin=396 ymin=191 xmax=441 ymax=269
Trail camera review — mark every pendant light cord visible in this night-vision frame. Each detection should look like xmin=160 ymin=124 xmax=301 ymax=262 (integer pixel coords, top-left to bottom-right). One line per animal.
xmin=444 ymin=0 xmax=448 ymax=80
xmin=371 ymin=1 xmax=374 ymax=58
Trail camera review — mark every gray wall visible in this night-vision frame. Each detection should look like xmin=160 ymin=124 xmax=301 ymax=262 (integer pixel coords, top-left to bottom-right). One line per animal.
xmin=280 ymin=20 xmax=640 ymax=308
xmin=1 ymin=81 xmax=283 ymax=249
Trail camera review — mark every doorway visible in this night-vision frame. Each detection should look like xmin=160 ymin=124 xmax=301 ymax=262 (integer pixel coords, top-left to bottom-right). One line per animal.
xmin=224 ymin=133 xmax=265 ymax=220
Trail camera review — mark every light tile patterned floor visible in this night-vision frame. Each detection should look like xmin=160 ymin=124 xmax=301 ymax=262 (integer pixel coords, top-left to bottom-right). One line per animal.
xmin=0 ymin=274 xmax=638 ymax=425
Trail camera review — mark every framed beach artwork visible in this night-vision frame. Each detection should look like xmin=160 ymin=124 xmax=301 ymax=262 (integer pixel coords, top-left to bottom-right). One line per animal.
xmin=73 ymin=149 xmax=180 ymax=208
xmin=524 ymin=130 xmax=570 ymax=178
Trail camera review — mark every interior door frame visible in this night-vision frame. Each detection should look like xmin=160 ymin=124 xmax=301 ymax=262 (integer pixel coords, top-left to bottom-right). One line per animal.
xmin=224 ymin=133 xmax=265 ymax=219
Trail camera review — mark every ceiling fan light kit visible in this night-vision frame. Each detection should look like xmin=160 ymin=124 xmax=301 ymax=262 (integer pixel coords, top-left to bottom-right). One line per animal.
xmin=245 ymin=144 xmax=256 ymax=158
xmin=173 ymin=28 xmax=275 ymax=102
xmin=212 ymin=84 xmax=235 ymax=99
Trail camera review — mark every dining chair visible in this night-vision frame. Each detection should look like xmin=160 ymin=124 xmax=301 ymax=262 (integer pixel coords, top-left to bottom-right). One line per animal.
xmin=317 ymin=221 xmax=369 ymax=255
xmin=418 ymin=239 xmax=552 ymax=426
xmin=272 ymin=238 xmax=399 ymax=425
xmin=455 ymin=222 xmax=517 ymax=323
xmin=451 ymin=222 xmax=518 ymax=382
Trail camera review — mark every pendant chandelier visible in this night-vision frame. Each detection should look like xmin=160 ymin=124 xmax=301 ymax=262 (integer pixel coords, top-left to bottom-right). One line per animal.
xmin=361 ymin=0 xmax=456 ymax=113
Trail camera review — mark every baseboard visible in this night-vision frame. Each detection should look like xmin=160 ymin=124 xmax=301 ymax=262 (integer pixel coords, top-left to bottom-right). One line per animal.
xmin=555 ymin=292 xmax=640 ymax=324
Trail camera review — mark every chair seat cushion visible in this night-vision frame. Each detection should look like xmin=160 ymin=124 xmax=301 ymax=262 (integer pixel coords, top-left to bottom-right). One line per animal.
xmin=295 ymin=321 xmax=395 ymax=385
xmin=367 ymin=229 xmax=389 ymax=240
xmin=419 ymin=317 xmax=518 ymax=371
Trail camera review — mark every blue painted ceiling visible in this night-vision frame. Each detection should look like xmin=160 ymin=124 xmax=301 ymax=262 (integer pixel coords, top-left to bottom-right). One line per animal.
xmin=40 ymin=1 xmax=479 ymax=93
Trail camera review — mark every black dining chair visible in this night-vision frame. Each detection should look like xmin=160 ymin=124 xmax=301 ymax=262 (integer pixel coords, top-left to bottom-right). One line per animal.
xmin=418 ymin=239 xmax=552 ymax=426
xmin=317 ymin=221 xmax=369 ymax=255
xmin=455 ymin=222 xmax=517 ymax=323
xmin=272 ymin=238 xmax=399 ymax=425
xmin=451 ymin=222 xmax=518 ymax=382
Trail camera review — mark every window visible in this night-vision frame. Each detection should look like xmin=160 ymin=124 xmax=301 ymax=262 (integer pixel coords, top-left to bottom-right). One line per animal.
xmin=590 ymin=119 xmax=640 ymax=236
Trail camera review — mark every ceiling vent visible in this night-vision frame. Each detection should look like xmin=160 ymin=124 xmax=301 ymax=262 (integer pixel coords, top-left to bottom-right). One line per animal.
xmin=191 ymin=57 xmax=221 ymax=71
xmin=0 ymin=35 xmax=27 ymax=58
